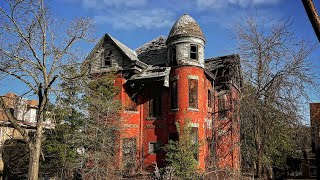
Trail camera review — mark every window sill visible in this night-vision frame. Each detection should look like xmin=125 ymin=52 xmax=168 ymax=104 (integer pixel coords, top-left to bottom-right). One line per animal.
xmin=147 ymin=117 xmax=163 ymax=120
xmin=219 ymin=117 xmax=229 ymax=120
xmin=124 ymin=110 xmax=139 ymax=114
xmin=188 ymin=108 xmax=199 ymax=112
xmin=170 ymin=108 xmax=179 ymax=112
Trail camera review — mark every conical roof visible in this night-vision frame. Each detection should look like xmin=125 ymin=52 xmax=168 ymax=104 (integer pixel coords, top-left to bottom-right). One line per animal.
xmin=167 ymin=14 xmax=205 ymax=43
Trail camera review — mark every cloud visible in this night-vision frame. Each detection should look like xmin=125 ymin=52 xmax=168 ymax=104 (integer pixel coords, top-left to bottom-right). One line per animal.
xmin=196 ymin=0 xmax=281 ymax=9
xmin=199 ymin=8 xmax=281 ymax=30
xmin=63 ymin=0 xmax=148 ymax=9
xmin=94 ymin=9 xmax=174 ymax=30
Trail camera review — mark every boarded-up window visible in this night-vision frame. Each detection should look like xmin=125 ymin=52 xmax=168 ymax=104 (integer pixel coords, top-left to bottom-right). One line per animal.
xmin=149 ymin=94 xmax=162 ymax=118
xmin=189 ymin=79 xmax=198 ymax=109
xmin=171 ymin=80 xmax=178 ymax=109
xmin=103 ymin=49 xmax=112 ymax=67
xmin=218 ymin=94 xmax=227 ymax=119
xmin=190 ymin=44 xmax=198 ymax=60
xmin=208 ymin=89 xmax=212 ymax=108
xmin=122 ymin=138 xmax=136 ymax=172
xmin=148 ymin=142 xmax=162 ymax=154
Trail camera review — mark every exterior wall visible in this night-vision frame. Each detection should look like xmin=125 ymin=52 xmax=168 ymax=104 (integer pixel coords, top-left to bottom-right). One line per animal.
xmin=0 ymin=126 xmax=24 ymax=173
xmin=310 ymin=103 xmax=320 ymax=151
xmin=141 ymin=85 xmax=169 ymax=170
xmin=113 ymin=52 xmax=240 ymax=173
xmin=310 ymin=103 xmax=320 ymax=179
xmin=170 ymin=66 xmax=208 ymax=170
xmin=167 ymin=36 xmax=205 ymax=68
xmin=114 ymin=74 xmax=141 ymax=171
xmin=214 ymin=85 xmax=240 ymax=171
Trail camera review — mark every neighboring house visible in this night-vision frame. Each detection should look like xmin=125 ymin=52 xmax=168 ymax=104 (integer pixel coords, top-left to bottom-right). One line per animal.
xmin=286 ymin=103 xmax=319 ymax=179
xmin=309 ymin=103 xmax=320 ymax=178
xmin=85 ymin=14 xmax=242 ymax=172
xmin=0 ymin=92 xmax=54 ymax=173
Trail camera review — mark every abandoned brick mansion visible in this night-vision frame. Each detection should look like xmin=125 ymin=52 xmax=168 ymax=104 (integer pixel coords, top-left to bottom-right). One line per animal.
xmin=85 ymin=14 xmax=242 ymax=172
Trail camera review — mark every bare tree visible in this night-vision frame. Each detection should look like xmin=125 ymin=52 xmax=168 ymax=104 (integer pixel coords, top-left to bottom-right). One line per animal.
xmin=236 ymin=17 xmax=318 ymax=178
xmin=0 ymin=0 xmax=93 ymax=179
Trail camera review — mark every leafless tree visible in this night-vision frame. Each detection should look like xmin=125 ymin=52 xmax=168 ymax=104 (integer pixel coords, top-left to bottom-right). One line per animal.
xmin=0 ymin=0 xmax=93 ymax=179
xmin=236 ymin=17 xmax=318 ymax=178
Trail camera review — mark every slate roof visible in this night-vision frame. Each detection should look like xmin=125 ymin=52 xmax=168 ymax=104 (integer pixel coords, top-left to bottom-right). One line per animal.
xmin=135 ymin=36 xmax=167 ymax=66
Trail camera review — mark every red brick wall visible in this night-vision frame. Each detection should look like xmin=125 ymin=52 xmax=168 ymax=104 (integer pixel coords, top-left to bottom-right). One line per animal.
xmin=310 ymin=103 xmax=320 ymax=150
xmin=114 ymin=69 xmax=240 ymax=172
xmin=214 ymin=85 xmax=240 ymax=171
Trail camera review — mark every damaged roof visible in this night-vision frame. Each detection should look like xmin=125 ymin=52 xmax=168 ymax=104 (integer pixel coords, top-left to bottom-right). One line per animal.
xmin=127 ymin=66 xmax=171 ymax=87
xmin=135 ymin=36 xmax=167 ymax=66
xmin=108 ymin=34 xmax=139 ymax=61
xmin=167 ymin=14 xmax=205 ymax=43
xmin=205 ymin=54 xmax=240 ymax=72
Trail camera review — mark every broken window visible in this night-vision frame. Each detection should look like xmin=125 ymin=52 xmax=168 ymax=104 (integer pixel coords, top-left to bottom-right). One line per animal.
xmin=171 ymin=46 xmax=177 ymax=66
xmin=171 ymin=80 xmax=178 ymax=109
xmin=122 ymin=138 xmax=136 ymax=173
xmin=218 ymin=93 xmax=227 ymax=119
xmin=102 ymin=49 xmax=112 ymax=67
xmin=208 ymin=89 xmax=212 ymax=108
xmin=191 ymin=127 xmax=199 ymax=161
xmin=189 ymin=79 xmax=198 ymax=109
xmin=169 ymin=132 xmax=179 ymax=142
xmin=148 ymin=142 xmax=162 ymax=154
xmin=149 ymin=94 xmax=162 ymax=118
xmin=190 ymin=44 xmax=198 ymax=60
xmin=9 ymin=108 xmax=15 ymax=116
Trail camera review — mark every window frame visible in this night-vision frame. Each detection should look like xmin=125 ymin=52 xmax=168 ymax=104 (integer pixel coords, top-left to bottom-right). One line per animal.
xmin=148 ymin=142 xmax=162 ymax=154
xmin=188 ymin=78 xmax=198 ymax=109
xmin=148 ymin=93 xmax=162 ymax=119
xmin=102 ymin=49 xmax=112 ymax=67
xmin=208 ymin=89 xmax=212 ymax=108
xmin=218 ymin=93 xmax=228 ymax=120
xmin=171 ymin=46 xmax=177 ymax=66
xmin=189 ymin=44 xmax=198 ymax=60
xmin=170 ymin=80 xmax=178 ymax=110
xmin=190 ymin=127 xmax=199 ymax=161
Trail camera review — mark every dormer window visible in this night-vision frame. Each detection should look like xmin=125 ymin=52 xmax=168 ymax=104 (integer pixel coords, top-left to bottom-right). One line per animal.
xmin=102 ymin=50 xmax=112 ymax=67
xmin=190 ymin=44 xmax=198 ymax=60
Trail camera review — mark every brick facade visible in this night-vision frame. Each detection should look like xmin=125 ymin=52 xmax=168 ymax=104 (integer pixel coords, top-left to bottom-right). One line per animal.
xmin=85 ymin=14 xmax=242 ymax=173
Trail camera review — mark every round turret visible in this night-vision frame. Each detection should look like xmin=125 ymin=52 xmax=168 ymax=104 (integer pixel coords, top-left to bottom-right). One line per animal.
xmin=166 ymin=14 xmax=205 ymax=68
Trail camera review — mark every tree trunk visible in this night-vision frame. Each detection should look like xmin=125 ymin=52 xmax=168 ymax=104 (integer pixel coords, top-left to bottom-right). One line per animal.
xmin=28 ymin=120 xmax=44 ymax=180
xmin=256 ymin=150 xmax=263 ymax=178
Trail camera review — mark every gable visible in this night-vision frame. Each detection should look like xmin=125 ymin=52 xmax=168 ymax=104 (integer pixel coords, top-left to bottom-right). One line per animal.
xmin=85 ymin=34 xmax=138 ymax=74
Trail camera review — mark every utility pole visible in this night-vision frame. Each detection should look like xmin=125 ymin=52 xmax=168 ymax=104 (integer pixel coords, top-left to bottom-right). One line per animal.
xmin=302 ymin=0 xmax=320 ymax=42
